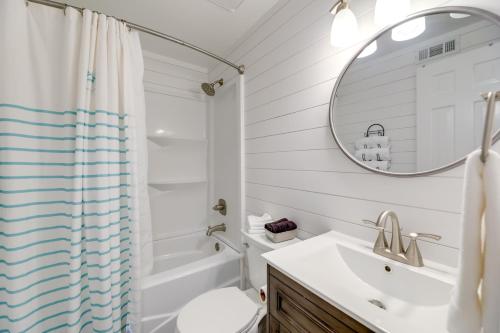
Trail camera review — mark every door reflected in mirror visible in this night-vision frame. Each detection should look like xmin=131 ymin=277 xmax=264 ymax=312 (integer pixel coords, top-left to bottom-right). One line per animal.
xmin=330 ymin=9 xmax=500 ymax=175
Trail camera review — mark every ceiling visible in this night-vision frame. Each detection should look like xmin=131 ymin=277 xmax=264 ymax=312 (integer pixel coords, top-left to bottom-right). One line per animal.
xmin=357 ymin=12 xmax=485 ymax=61
xmin=65 ymin=0 xmax=280 ymax=70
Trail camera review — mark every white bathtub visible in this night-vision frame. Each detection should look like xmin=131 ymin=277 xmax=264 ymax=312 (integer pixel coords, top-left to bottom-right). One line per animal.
xmin=141 ymin=232 xmax=242 ymax=333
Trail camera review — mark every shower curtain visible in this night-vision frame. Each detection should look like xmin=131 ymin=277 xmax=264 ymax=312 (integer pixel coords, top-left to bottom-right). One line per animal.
xmin=0 ymin=0 xmax=153 ymax=332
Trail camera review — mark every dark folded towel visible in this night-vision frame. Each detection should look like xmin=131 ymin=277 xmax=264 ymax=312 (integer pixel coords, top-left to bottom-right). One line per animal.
xmin=265 ymin=218 xmax=297 ymax=233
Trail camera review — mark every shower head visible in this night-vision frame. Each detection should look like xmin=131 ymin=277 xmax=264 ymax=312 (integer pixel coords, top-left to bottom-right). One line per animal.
xmin=201 ymin=78 xmax=224 ymax=96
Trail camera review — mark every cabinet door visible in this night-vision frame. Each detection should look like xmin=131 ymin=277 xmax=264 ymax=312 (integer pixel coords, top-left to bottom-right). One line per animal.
xmin=269 ymin=315 xmax=293 ymax=333
xmin=268 ymin=266 xmax=373 ymax=333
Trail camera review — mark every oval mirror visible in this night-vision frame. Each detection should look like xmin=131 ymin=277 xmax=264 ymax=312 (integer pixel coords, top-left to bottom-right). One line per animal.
xmin=330 ymin=7 xmax=500 ymax=176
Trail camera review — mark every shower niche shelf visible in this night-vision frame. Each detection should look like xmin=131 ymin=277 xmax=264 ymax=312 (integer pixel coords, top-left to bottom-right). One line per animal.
xmin=148 ymin=179 xmax=207 ymax=191
xmin=147 ymin=135 xmax=207 ymax=147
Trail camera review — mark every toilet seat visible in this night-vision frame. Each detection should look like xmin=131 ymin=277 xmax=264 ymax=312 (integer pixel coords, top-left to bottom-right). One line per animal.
xmin=176 ymin=287 xmax=260 ymax=333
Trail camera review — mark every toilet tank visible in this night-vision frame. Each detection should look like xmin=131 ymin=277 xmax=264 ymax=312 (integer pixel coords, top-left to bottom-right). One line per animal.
xmin=242 ymin=232 xmax=301 ymax=289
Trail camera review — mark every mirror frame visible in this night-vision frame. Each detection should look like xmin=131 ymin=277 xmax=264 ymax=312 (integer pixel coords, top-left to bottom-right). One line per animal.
xmin=329 ymin=6 xmax=500 ymax=177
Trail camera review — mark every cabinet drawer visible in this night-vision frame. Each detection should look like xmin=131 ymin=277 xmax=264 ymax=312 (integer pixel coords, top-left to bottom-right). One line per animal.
xmin=268 ymin=266 xmax=373 ymax=333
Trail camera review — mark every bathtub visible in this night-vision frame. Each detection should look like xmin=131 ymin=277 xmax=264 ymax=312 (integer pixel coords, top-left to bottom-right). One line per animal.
xmin=141 ymin=232 xmax=242 ymax=333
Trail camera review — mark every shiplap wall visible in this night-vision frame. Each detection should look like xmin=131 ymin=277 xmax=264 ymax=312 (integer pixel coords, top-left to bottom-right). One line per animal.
xmin=144 ymin=52 xmax=209 ymax=242
xmin=335 ymin=20 xmax=499 ymax=173
xmin=209 ymin=0 xmax=500 ymax=267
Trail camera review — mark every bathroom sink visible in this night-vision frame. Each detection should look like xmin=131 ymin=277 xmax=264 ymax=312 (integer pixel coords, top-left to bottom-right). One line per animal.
xmin=262 ymin=231 xmax=455 ymax=333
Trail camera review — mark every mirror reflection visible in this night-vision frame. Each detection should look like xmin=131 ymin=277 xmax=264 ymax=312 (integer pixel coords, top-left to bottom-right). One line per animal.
xmin=331 ymin=12 xmax=500 ymax=174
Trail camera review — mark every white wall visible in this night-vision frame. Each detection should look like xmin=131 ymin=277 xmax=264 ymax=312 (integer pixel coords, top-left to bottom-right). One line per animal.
xmin=208 ymin=77 xmax=244 ymax=250
xmin=209 ymin=0 xmax=500 ymax=267
xmin=143 ymin=52 xmax=209 ymax=242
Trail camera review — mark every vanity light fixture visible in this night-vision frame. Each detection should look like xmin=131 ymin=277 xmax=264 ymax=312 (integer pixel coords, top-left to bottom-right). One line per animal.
xmin=374 ymin=0 xmax=410 ymax=26
xmin=357 ymin=40 xmax=377 ymax=58
xmin=330 ymin=0 xmax=359 ymax=47
xmin=391 ymin=16 xmax=426 ymax=41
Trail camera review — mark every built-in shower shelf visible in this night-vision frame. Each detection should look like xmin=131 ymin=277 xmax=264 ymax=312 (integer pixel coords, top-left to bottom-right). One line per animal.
xmin=147 ymin=135 xmax=207 ymax=147
xmin=148 ymin=179 xmax=207 ymax=191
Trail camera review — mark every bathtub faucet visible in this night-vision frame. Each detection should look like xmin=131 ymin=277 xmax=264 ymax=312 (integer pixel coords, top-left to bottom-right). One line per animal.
xmin=206 ymin=223 xmax=226 ymax=236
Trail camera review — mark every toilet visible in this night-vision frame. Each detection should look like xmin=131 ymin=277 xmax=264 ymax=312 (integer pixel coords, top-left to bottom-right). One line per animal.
xmin=175 ymin=231 xmax=300 ymax=333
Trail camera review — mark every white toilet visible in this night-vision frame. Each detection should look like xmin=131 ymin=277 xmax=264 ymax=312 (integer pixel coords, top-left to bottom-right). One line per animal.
xmin=175 ymin=231 xmax=300 ymax=333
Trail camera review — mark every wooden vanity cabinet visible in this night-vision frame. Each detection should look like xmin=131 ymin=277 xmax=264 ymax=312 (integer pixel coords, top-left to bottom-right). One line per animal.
xmin=267 ymin=265 xmax=374 ymax=333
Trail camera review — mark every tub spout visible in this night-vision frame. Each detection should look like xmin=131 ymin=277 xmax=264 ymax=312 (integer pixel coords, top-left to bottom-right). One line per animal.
xmin=206 ymin=223 xmax=226 ymax=236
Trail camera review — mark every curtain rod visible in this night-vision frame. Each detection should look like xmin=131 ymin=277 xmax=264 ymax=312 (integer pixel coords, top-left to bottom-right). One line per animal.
xmin=26 ymin=0 xmax=245 ymax=74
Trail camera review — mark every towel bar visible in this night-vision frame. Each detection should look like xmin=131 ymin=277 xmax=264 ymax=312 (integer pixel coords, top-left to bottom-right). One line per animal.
xmin=480 ymin=91 xmax=500 ymax=163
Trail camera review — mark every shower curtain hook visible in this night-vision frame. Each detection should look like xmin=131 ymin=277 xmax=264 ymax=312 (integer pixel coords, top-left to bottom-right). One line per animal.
xmin=121 ymin=19 xmax=132 ymax=32
xmin=25 ymin=0 xmax=29 ymax=6
xmin=63 ymin=3 xmax=68 ymax=15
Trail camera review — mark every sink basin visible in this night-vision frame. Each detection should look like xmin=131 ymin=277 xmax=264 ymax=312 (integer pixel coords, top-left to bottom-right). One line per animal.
xmin=262 ymin=231 xmax=455 ymax=333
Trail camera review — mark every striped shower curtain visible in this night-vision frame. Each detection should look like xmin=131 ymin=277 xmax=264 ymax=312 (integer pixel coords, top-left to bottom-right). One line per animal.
xmin=0 ymin=1 xmax=153 ymax=332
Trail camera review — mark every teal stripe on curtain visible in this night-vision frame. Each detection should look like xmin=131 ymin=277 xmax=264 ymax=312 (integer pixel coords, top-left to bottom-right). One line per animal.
xmin=0 ymin=118 xmax=128 ymax=130
xmin=0 ymin=103 xmax=128 ymax=119
xmin=0 ymin=132 xmax=128 ymax=142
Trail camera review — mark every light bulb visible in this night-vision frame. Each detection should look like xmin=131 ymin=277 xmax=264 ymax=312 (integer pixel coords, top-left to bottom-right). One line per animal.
xmin=330 ymin=5 xmax=359 ymax=48
xmin=375 ymin=0 xmax=410 ymax=26
xmin=391 ymin=16 xmax=426 ymax=42
xmin=357 ymin=40 xmax=377 ymax=58
xmin=450 ymin=13 xmax=470 ymax=19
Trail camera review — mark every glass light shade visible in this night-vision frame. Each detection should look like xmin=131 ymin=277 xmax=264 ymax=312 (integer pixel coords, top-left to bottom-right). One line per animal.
xmin=391 ymin=16 xmax=426 ymax=41
xmin=450 ymin=13 xmax=471 ymax=19
xmin=357 ymin=40 xmax=377 ymax=58
xmin=375 ymin=0 xmax=410 ymax=26
xmin=330 ymin=7 xmax=359 ymax=47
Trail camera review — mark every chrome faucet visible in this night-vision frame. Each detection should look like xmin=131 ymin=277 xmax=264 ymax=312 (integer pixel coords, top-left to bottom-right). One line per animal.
xmin=364 ymin=210 xmax=441 ymax=267
xmin=206 ymin=223 xmax=226 ymax=236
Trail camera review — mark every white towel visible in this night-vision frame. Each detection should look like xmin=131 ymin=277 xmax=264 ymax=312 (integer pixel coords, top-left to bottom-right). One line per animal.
xmin=447 ymin=150 xmax=500 ymax=333
xmin=247 ymin=229 xmax=266 ymax=234
xmin=247 ymin=213 xmax=272 ymax=225
xmin=247 ymin=213 xmax=273 ymax=234
xmin=355 ymin=148 xmax=391 ymax=161
xmin=364 ymin=161 xmax=391 ymax=171
xmin=355 ymin=136 xmax=389 ymax=149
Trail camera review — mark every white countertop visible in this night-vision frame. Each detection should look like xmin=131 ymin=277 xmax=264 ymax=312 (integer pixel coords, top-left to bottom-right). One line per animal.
xmin=262 ymin=230 xmax=456 ymax=333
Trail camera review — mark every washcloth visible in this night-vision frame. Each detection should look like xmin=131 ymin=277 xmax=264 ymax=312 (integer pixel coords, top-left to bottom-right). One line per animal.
xmin=447 ymin=150 xmax=500 ymax=333
xmin=355 ymin=136 xmax=389 ymax=149
xmin=355 ymin=147 xmax=391 ymax=161
xmin=265 ymin=218 xmax=297 ymax=233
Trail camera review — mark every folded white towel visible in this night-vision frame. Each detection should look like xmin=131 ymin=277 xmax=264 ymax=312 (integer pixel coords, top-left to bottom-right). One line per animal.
xmin=355 ymin=147 xmax=391 ymax=161
xmin=247 ymin=213 xmax=273 ymax=234
xmin=247 ymin=229 xmax=266 ymax=234
xmin=355 ymin=136 xmax=389 ymax=149
xmin=364 ymin=161 xmax=391 ymax=171
xmin=447 ymin=150 xmax=500 ymax=333
xmin=247 ymin=213 xmax=272 ymax=226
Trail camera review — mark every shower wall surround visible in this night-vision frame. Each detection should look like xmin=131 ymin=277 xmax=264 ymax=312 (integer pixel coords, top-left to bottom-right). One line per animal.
xmin=143 ymin=52 xmax=209 ymax=242
xmin=209 ymin=0 xmax=500 ymax=267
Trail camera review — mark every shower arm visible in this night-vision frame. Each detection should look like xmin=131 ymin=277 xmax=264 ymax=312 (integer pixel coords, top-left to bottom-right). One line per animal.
xmin=25 ymin=0 xmax=245 ymax=75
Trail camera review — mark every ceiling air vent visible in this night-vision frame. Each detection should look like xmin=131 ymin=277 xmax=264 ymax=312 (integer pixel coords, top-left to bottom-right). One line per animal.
xmin=417 ymin=39 xmax=458 ymax=62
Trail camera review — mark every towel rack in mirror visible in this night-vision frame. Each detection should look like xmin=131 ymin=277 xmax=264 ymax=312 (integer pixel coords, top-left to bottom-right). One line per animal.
xmin=481 ymin=91 xmax=500 ymax=163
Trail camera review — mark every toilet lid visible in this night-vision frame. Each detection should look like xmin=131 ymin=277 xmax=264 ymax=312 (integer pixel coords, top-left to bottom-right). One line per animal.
xmin=177 ymin=287 xmax=260 ymax=333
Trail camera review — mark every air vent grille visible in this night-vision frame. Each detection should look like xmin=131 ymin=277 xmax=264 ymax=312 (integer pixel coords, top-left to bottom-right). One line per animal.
xmin=417 ymin=39 xmax=458 ymax=62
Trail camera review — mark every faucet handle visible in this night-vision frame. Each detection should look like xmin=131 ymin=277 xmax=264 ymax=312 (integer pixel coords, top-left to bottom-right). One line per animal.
xmin=362 ymin=219 xmax=381 ymax=228
xmin=362 ymin=219 xmax=403 ymax=232
xmin=362 ymin=220 xmax=388 ymax=250
xmin=409 ymin=232 xmax=442 ymax=241
xmin=406 ymin=232 xmax=441 ymax=267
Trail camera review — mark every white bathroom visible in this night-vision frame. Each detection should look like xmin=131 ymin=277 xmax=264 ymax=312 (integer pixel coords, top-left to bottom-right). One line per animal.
xmin=1 ymin=0 xmax=500 ymax=332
